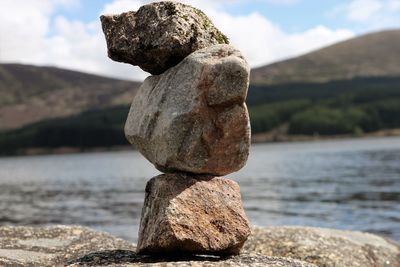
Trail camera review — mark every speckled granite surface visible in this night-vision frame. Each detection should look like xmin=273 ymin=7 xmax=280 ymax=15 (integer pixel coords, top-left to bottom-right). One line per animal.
xmin=244 ymin=226 xmax=400 ymax=267
xmin=0 ymin=225 xmax=398 ymax=267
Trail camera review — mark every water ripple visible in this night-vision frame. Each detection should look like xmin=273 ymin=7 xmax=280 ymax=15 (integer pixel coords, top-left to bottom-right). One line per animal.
xmin=0 ymin=137 xmax=399 ymax=242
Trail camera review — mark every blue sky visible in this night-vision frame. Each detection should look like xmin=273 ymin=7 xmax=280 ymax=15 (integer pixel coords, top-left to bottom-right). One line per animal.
xmin=1 ymin=0 xmax=399 ymax=80
xmin=52 ymin=0 xmax=400 ymax=34
xmin=54 ymin=0 xmax=338 ymax=29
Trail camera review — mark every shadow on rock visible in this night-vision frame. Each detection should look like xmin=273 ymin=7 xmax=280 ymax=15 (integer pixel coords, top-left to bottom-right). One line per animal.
xmin=67 ymin=249 xmax=230 ymax=265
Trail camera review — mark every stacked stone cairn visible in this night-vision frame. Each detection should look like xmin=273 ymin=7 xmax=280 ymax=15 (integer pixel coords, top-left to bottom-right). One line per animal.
xmin=101 ymin=1 xmax=251 ymax=256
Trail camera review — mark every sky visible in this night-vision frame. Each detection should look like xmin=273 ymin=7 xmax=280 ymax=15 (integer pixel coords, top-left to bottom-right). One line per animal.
xmin=0 ymin=0 xmax=399 ymax=81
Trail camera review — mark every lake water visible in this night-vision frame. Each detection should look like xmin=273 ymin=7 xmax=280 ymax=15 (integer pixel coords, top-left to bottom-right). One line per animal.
xmin=0 ymin=137 xmax=399 ymax=243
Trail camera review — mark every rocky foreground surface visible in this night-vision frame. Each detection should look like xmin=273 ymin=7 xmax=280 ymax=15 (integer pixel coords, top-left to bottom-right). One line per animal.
xmin=0 ymin=225 xmax=398 ymax=267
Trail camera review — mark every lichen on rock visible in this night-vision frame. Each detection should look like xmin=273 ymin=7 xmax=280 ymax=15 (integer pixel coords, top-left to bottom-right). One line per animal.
xmin=100 ymin=1 xmax=229 ymax=75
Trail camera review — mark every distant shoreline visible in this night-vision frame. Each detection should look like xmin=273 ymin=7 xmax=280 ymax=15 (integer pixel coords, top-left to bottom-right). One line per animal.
xmin=251 ymin=128 xmax=400 ymax=143
xmin=2 ymin=128 xmax=400 ymax=157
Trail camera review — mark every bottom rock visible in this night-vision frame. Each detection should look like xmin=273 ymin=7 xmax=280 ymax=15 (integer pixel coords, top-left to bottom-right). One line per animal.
xmin=137 ymin=173 xmax=251 ymax=255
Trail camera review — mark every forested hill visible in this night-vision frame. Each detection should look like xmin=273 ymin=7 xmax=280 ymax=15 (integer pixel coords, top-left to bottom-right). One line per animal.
xmin=247 ymin=29 xmax=400 ymax=137
xmin=1 ymin=29 xmax=400 ymax=154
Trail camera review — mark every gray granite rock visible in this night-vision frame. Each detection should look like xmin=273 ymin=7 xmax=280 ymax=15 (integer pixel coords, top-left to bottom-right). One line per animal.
xmin=0 ymin=225 xmax=135 ymax=267
xmin=2 ymin=225 xmax=398 ymax=266
xmin=137 ymin=174 xmax=251 ymax=255
xmin=243 ymin=226 xmax=400 ymax=267
xmin=0 ymin=225 xmax=316 ymax=267
xmin=100 ymin=1 xmax=229 ymax=75
xmin=125 ymin=44 xmax=250 ymax=176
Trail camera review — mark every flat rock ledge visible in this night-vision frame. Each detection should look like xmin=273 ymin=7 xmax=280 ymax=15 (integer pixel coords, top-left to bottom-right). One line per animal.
xmin=0 ymin=225 xmax=134 ymax=267
xmin=243 ymin=226 xmax=400 ymax=267
xmin=0 ymin=225 xmax=398 ymax=267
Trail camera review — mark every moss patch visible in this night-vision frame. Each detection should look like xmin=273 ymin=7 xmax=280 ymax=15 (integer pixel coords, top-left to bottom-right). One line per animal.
xmin=191 ymin=7 xmax=229 ymax=44
xmin=214 ymin=31 xmax=229 ymax=44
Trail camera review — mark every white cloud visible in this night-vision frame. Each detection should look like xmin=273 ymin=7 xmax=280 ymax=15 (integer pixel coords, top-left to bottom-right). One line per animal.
xmin=0 ymin=0 xmax=52 ymax=62
xmin=388 ymin=0 xmax=400 ymax=10
xmin=39 ymin=16 xmax=149 ymax=80
xmin=0 ymin=0 xmax=81 ymax=61
xmin=102 ymin=0 xmax=143 ymax=14
xmin=0 ymin=0 xmax=354 ymax=81
xmin=344 ymin=0 xmax=400 ymax=29
xmin=204 ymin=11 xmax=353 ymax=67
xmin=279 ymin=26 xmax=354 ymax=62
xmin=265 ymin=0 xmax=300 ymax=5
xmin=0 ymin=0 xmax=148 ymax=80
xmin=347 ymin=0 xmax=382 ymax=22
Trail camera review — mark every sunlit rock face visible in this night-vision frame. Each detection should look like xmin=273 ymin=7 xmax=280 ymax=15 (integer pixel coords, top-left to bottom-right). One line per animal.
xmin=136 ymin=174 xmax=251 ymax=255
xmin=125 ymin=44 xmax=250 ymax=176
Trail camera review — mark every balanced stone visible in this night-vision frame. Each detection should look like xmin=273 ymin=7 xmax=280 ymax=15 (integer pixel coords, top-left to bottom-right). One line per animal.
xmin=137 ymin=173 xmax=251 ymax=255
xmin=100 ymin=1 xmax=229 ymax=75
xmin=125 ymin=44 xmax=250 ymax=176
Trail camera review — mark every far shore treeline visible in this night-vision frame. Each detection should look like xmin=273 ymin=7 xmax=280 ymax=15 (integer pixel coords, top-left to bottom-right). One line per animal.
xmin=1 ymin=76 xmax=400 ymax=155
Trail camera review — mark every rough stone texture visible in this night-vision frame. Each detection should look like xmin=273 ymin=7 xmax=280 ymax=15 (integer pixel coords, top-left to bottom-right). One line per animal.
xmin=69 ymin=252 xmax=317 ymax=267
xmin=125 ymin=44 xmax=250 ymax=176
xmin=100 ymin=1 xmax=229 ymax=75
xmin=0 ymin=225 xmax=135 ymax=267
xmin=243 ymin=226 xmax=400 ymax=267
xmin=137 ymin=174 xmax=251 ymax=255
xmin=2 ymin=225 xmax=398 ymax=266
xmin=0 ymin=225 xmax=316 ymax=267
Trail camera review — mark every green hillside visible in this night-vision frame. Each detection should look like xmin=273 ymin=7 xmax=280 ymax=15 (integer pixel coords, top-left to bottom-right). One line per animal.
xmin=1 ymin=29 xmax=400 ymax=154
xmin=1 ymin=75 xmax=399 ymax=155
xmin=248 ymin=77 xmax=400 ymax=135
xmin=247 ymin=29 xmax=400 ymax=136
xmin=0 ymin=106 xmax=129 ymax=154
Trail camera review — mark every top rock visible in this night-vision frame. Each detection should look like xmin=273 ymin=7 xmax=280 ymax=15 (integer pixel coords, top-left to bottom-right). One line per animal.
xmin=100 ymin=1 xmax=229 ymax=75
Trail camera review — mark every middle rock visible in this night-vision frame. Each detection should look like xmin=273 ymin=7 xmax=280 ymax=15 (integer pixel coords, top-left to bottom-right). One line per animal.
xmin=125 ymin=44 xmax=250 ymax=176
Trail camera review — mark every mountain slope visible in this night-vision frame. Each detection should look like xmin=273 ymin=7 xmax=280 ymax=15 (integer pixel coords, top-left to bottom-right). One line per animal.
xmin=1 ymin=29 xmax=400 ymax=152
xmin=251 ymin=29 xmax=400 ymax=85
xmin=0 ymin=64 xmax=141 ymax=129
